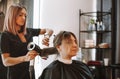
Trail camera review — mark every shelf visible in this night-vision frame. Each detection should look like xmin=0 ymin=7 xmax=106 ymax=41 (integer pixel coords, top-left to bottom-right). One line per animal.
xmin=110 ymin=64 xmax=120 ymax=69
xmin=80 ymin=11 xmax=111 ymax=17
xmin=81 ymin=47 xmax=112 ymax=49
xmin=80 ymin=30 xmax=112 ymax=33
xmin=79 ymin=9 xmax=112 ymax=71
xmin=79 ymin=9 xmax=113 ymax=79
xmin=88 ymin=64 xmax=120 ymax=69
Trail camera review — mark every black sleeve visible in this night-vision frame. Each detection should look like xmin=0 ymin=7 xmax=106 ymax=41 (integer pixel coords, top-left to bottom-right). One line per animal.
xmin=1 ymin=32 xmax=11 ymax=54
xmin=0 ymin=33 xmax=2 ymax=53
xmin=27 ymin=28 xmax=41 ymax=36
xmin=0 ymin=33 xmax=7 ymax=68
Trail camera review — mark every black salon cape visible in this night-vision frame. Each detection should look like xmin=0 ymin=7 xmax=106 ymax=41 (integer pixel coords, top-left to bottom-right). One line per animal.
xmin=39 ymin=60 xmax=93 ymax=79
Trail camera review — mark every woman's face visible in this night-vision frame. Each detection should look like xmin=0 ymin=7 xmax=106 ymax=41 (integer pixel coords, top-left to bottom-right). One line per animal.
xmin=57 ymin=35 xmax=79 ymax=59
xmin=16 ymin=8 xmax=26 ymax=26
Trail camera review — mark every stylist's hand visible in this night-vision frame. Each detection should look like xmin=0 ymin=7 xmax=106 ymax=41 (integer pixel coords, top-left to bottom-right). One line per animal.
xmin=42 ymin=36 xmax=50 ymax=46
xmin=24 ymin=50 xmax=38 ymax=62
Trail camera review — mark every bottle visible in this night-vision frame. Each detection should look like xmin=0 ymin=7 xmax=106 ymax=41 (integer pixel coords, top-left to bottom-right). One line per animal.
xmin=88 ymin=23 xmax=92 ymax=31
xmin=92 ymin=23 xmax=96 ymax=31
xmin=99 ymin=21 xmax=105 ymax=31
xmin=97 ymin=22 xmax=100 ymax=31
xmin=88 ymin=19 xmax=96 ymax=31
xmin=99 ymin=21 xmax=103 ymax=31
xmin=102 ymin=22 xmax=105 ymax=31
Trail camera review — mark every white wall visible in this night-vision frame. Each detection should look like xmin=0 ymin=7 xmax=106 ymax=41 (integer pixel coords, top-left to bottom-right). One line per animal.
xmin=34 ymin=0 xmax=96 ymax=78
xmin=40 ymin=0 xmax=96 ymax=39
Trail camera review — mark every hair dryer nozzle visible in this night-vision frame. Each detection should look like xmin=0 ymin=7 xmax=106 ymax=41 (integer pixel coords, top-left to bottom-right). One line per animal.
xmin=27 ymin=42 xmax=42 ymax=55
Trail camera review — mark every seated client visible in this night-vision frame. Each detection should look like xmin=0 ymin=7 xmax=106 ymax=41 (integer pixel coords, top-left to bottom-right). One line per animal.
xmin=39 ymin=31 xmax=93 ymax=79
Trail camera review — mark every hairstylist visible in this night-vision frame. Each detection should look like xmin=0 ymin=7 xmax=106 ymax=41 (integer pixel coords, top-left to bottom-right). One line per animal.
xmin=0 ymin=3 xmax=53 ymax=79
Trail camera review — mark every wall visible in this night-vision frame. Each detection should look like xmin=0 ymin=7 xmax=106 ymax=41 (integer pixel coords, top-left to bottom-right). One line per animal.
xmin=40 ymin=0 xmax=96 ymax=39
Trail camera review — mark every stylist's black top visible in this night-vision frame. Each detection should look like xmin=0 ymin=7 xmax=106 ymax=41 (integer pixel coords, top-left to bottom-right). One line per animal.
xmin=39 ymin=60 xmax=93 ymax=79
xmin=0 ymin=33 xmax=7 ymax=79
xmin=1 ymin=28 xmax=40 ymax=79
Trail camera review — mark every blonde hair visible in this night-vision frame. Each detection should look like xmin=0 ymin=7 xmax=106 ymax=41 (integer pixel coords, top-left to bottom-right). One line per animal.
xmin=3 ymin=3 xmax=27 ymax=35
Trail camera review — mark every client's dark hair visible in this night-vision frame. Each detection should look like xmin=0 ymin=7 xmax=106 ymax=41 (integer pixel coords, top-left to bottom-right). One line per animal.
xmin=53 ymin=31 xmax=77 ymax=47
